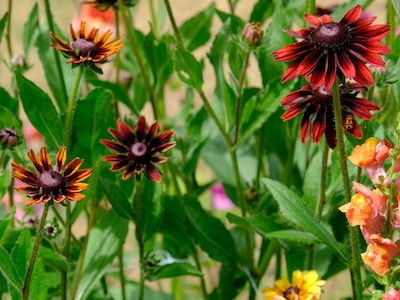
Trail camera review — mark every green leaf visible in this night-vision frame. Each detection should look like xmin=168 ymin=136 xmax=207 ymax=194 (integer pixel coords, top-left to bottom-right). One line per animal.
xmin=143 ymin=32 xmax=173 ymax=87
xmin=0 ymin=246 xmax=23 ymax=291
xmin=183 ymin=195 xmax=238 ymax=264
xmin=75 ymin=209 xmax=129 ymax=300
xmin=262 ymin=178 xmax=349 ymax=263
xmin=171 ymin=42 xmax=203 ymax=90
xmin=86 ymin=79 xmax=139 ymax=116
xmin=159 ymin=196 xmax=196 ymax=254
xmin=15 ymin=72 xmax=63 ymax=150
xmin=0 ymin=87 xmax=18 ymax=115
xmin=100 ymin=177 xmax=134 ymax=221
xmin=36 ymin=24 xmax=72 ymax=111
xmin=39 ymin=246 xmax=67 ymax=271
xmin=147 ymin=262 xmax=202 ymax=281
xmin=140 ymin=176 xmax=164 ymax=243
xmin=0 ymin=13 xmax=8 ymax=43
xmin=180 ymin=3 xmax=215 ymax=51
xmin=10 ymin=228 xmax=47 ymax=300
xmin=23 ymin=3 xmax=39 ymax=56
xmin=72 ymin=87 xmax=114 ymax=164
xmin=303 ymin=152 xmax=322 ymax=211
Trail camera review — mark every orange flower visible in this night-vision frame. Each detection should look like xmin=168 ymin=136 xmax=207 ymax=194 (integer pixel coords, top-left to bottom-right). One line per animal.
xmin=72 ymin=2 xmax=116 ymax=35
xmin=348 ymin=137 xmax=391 ymax=167
xmin=361 ymin=234 xmax=398 ymax=276
xmin=50 ymin=21 xmax=123 ymax=73
xmin=339 ymin=193 xmax=372 ymax=226
xmin=348 ymin=137 xmax=392 ymax=184
xmin=339 ymin=182 xmax=387 ymax=242
xmin=12 ymin=147 xmax=92 ymax=206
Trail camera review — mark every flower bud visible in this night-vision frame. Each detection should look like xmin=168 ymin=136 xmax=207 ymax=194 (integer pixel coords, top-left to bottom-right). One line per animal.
xmin=11 ymin=54 xmax=28 ymax=72
xmin=0 ymin=128 xmax=19 ymax=148
xmin=242 ymin=22 xmax=263 ymax=46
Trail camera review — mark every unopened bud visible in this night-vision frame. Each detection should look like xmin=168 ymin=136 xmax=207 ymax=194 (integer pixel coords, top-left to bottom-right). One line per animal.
xmin=0 ymin=128 xmax=19 ymax=148
xmin=242 ymin=22 xmax=263 ymax=46
xmin=11 ymin=54 xmax=28 ymax=72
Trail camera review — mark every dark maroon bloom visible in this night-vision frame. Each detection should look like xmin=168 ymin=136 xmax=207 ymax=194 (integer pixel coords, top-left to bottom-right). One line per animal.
xmin=272 ymin=5 xmax=391 ymax=91
xmin=101 ymin=116 xmax=175 ymax=182
xmin=281 ymin=83 xmax=380 ymax=148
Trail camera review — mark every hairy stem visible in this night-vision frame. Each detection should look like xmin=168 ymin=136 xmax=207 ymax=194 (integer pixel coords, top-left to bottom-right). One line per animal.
xmin=22 ymin=202 xmax=50 ymax=300
xmin=332 ymin=77 xmax=363 ymax=299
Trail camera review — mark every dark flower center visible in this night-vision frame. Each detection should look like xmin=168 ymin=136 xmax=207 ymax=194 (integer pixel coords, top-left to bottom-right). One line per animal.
xmin=38 ymin=170 xmax=64 ymax=193
xmin=312 ymin=22 xmax=351 ymax=52
xmin=313 ymin=86 xmax=333 ymax=103
xmin=71 ymin=38 xmax=98 ymax=56
xmin=130 ymin=142 xmax=148 ymax=159
xmin=283 ymin=286 xmax=300 ymax=299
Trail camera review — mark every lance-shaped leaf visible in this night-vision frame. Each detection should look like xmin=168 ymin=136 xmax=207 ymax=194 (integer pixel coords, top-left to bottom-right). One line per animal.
xmin=16 ymin=72 xmax=63 ymax=150
xmin=262 ymin=178 xmax=349 ymax=263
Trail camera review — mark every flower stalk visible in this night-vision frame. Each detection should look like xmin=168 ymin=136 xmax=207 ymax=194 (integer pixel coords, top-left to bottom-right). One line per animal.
xmin=22 ymin=202 xmax=50 ymax=300
xmin=331 ymin=77 xmax=363 ymax=299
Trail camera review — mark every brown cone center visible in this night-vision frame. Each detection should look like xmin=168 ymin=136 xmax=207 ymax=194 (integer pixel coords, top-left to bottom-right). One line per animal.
xmin=130 ymin=142 xmax=148 ymax=159
xmin=283 ymin=286 xmax=300 ymax=299
xmin=38 ymin=170 xmax=64 ymax=193
xmin=312 ymin=22 xmax=350 ymax=52
xmin=71 ymin=38 xmax=98 ymax=56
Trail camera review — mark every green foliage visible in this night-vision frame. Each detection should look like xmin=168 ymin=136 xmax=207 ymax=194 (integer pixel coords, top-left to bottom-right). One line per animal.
xmin=1 ymin=1 xmax=398 ymax=299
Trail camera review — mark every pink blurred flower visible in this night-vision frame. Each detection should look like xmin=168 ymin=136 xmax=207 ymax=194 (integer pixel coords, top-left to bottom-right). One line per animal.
xmin=210 ymin=183 xmax=234 ymax=210
xmin=383 ymin=288 xmax=400 ymax=300
xmin=23 ymin=123 xmax=43 ymax=149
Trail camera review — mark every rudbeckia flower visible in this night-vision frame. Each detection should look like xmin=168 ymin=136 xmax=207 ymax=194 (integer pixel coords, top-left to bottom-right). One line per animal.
xmin=262 ymin=270 xmax=325 ymax=300
xmin=12 ymin=147 xmax=92 ymax=206
xmin=50 ymin=21 xmax=123 ymax=73
xmin=101 ymin=116 xmax=175 ymax=182
xmin=281 ymin=83 xmax=379 ymax=148
xmin=272 ymin=5 xmax=391 ymax=91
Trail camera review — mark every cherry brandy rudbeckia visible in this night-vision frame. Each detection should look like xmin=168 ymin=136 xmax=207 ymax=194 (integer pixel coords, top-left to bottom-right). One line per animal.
xmin=12 ymin=147 xmax=92 ymax=206
xmin=272 ymin=5 xmax=391 ymax=91
xmin=50 ymin=21 xmax=123 ymax=72
xmin=281 ymin=83 xmax=379 ymax=148
xmin=101 ymin=116 xmax=175 ymax=182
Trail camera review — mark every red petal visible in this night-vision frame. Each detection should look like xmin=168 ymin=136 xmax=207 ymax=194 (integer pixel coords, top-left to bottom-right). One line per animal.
xmin=341 ymin=5 xmax=362 ymax=25
xmin=145 ymin=163 xmax=161 ymax=182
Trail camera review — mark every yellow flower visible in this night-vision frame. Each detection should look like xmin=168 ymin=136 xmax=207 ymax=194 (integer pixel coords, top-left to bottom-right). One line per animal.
xmin=262 ymin=270 xmax=325 ymax=300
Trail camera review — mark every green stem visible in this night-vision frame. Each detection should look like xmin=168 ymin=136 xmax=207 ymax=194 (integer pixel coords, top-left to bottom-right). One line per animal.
xmin=43 ymin=0 xmax=68 ymax=111
xmin=113 ymin=7 xmax=121 ymax=120
xmin=331 ymin=77 xmax=363 ymax=299
xmin=61 ymin=203 xmax=71 ymax=300
xmin=133 ymin=175 xmax=145 ymax=300
xmin=118 ymin=0 xmax=158 ymax=120
xmin=22 ymin=202 xmax=50 ymax=300
xmin=5 ymin=0 xmax=13 ymax=59
xmin=233 ymin=51 xmax=251 ymax=145
xmin=316 ymin=142 xmax=329 ymax=219
xmin=227 ymin=0 xmax=235 ymax=14
xmin=193 ymin=251 xmax=209 ymax=300
xmin=118 ymin=248 xmax=127 ymax=300
xmin=64 ymin=66 xmax=84 ymax=149
xmin=70 ymin=204 xmax=99 ymax=300
xmin=163 ymin=0 xmax=183 ymax=45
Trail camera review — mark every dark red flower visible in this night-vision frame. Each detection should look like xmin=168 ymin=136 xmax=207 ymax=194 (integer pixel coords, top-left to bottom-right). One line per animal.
xmin=101 ymin=116 xmax=175 ymax=182
xmin=12 ymin=147 xmax=92 ymax=206
xmin=281 ymin=83 xmax=379 ymax=148
xmin=272 ymin=5 xmax=391 ymax=91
